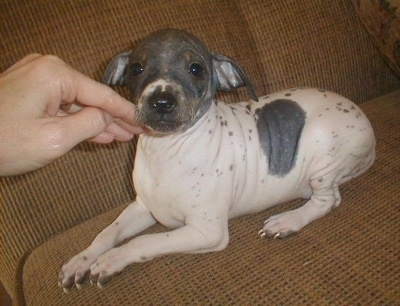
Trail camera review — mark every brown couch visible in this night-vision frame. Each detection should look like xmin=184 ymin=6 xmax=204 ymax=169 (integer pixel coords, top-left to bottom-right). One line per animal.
xmin=1 ymin=1 xmax=399 ymax=305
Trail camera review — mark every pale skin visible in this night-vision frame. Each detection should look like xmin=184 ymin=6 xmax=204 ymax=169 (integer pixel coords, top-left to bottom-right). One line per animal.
xmin=0 ymin=54 xmax=143 ymax=176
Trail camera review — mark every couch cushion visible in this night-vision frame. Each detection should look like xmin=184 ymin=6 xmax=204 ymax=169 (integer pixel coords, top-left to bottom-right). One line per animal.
xmin=238 ymin=0 xmax=400 ymax=102
xmin=23 ymin=90 xmax=400 ymax=305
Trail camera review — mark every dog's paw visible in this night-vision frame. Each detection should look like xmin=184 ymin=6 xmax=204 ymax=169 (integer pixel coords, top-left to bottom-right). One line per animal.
xmin=58 ymin=251 xmax=97 ymax=292
xmin=259 ymin=211 xmax=304 ymax=239
xmin=89 ymin=248 xmax=127 ymax=288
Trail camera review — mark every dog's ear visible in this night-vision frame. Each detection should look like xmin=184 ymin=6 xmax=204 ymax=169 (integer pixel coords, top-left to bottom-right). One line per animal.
xmin=212 ymin=53 xmax=258 ymax=102
xmin=102 ymin=51 xmax=132 ymax=86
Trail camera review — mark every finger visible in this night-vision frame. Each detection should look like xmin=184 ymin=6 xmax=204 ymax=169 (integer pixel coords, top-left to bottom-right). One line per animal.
xmin=113 ymin=118 xmax=145 ymax=135
xmin=55 ymin=107 xmax=113 ymax=150
xmin=103 ymin=122 xmax=134 ymax=142
xmin=58 ymin=102 xmax=141 ymax=134
xmin=2 ymin=53 xmax=43 ymax=75
xmin=60 ymin=69 xmax=140 ymax=127
xmin=87 ymin=132 xmax=115 ymax=144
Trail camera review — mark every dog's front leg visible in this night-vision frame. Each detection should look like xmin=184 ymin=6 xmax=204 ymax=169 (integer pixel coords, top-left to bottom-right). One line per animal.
xmin=58 ymin=201 xmax=156 ymax=291
xmin=89 ymin=216 xmax=229 ymax=287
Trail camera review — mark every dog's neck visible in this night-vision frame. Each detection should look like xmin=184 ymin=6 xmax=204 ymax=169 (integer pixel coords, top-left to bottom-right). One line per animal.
xmin=135 ymin=99 xmax=256 ymax=160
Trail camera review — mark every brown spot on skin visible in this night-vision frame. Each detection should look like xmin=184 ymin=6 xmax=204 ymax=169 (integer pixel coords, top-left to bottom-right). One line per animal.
xmin=343 ymin=109 xmax=349 ymax=113
xmin=83 ymin=256 xmax=88 ymax=261
xmin=285 ymin=93 xmax=292 ymax=97
xmin=229 ymin=131 xmax=233 ymax=136
xmin=230 ymin=165 xmax=233 ymax=171
xmin=209 ymin=130 xmax=212 ymax=134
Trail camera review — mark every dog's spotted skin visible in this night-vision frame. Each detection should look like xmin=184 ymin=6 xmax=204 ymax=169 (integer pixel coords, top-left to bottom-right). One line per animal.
xmin=58 ymin=30 xmax=375 ymax=291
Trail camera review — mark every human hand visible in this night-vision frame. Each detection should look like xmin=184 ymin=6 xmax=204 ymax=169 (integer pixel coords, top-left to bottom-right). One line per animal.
xmin=0 ymin=54 xmax=143 ymax=176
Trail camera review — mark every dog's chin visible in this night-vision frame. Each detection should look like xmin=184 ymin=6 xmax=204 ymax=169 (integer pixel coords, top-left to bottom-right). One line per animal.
xmin=141 ymin=120 xmax=187 ymax=136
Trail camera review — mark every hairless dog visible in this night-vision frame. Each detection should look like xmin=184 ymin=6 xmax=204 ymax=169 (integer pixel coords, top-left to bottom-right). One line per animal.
xmin=59 ymin=29 xmax=375 ymax=291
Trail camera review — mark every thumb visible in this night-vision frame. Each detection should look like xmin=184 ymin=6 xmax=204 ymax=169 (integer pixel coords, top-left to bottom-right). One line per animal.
xmin=57 ymin=107 xmax=112 ymax=150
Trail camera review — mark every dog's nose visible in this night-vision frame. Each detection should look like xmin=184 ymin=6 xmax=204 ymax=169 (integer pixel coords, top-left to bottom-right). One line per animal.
xmin=148 ymin=92 xmax=176 ymax=114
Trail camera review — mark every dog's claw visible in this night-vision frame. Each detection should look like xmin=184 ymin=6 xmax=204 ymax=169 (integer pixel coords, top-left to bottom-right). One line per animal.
xmin=89 ymin=273 xmax=97 ymax=286
xmin=273 ymin=232 xmax=281 ymax=239
xmin=58 ymin=270 xmax=75 ymax=292
xmin=97 ymin=274 xmax=112 ymax=288
xmin=89 ymin=272 xmax=112 ymax=288
xmin=62 ymin=287 xmax=70 ymax=294
xmin=258 ymin=229 xmax=266 ymax=238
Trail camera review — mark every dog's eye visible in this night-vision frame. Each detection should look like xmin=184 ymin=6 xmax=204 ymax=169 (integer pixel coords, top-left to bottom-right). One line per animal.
xmin=189 ymin=63 xmax=204 ymax=77
xmin=131 ymin=63 xmax=144 ymax=76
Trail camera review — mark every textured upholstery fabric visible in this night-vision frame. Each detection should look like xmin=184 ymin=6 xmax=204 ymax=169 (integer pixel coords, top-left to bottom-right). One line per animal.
xmin=1 ymin=0 xmax=399 ymax=305
xmin=352 ymin=0 xmax=400 ymax=76
xmin=21 ymin=90 xmax=400 ymax=305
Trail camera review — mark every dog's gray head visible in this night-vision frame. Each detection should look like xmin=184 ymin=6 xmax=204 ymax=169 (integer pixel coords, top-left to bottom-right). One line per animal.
xmin=103 ymin=29 xmax=258 ymax=134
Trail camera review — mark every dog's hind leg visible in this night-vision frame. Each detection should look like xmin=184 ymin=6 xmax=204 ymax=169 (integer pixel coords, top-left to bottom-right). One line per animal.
xmin=259 ymin=158 xmax=352 ymax=239
xmin=58 ymin=201 xmax=156 ymax=291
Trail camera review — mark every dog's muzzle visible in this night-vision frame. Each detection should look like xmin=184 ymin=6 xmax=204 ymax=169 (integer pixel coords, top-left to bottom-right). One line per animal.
xmin=136 ymin=79 xmax=200 ymax=134
xmin=148 ymin=91 xmax=176 ymax=114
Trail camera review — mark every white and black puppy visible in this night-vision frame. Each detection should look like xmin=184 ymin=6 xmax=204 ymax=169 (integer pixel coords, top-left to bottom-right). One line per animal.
xmin=59 ymin=29 xmax=375 ymax=291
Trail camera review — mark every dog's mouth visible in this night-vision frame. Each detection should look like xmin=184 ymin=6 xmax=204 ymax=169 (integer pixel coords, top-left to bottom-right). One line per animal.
xmin=138 ymin=114 xmax=188 ymax=135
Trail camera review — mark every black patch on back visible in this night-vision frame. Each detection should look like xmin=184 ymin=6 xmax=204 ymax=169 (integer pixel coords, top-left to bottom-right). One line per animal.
xmin=256 ymin=99 xmax=306 ymax=177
